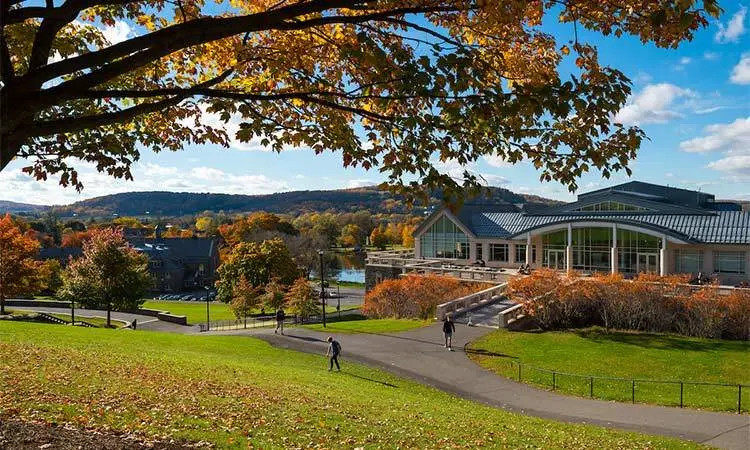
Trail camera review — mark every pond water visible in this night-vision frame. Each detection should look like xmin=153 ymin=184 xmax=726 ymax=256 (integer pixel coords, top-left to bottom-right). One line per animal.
xmin=310 ymin=251 xmax=366 ymax=284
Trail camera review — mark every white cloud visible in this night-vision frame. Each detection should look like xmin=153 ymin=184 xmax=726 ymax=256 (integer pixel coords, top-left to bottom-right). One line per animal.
xmin=704 ymin=51 xmax=720 ymax=61
xmin=633 ymin=71 xmax=652 ymax=84
xmin=614 ymin=83 xmax=696 ymax=125
xmin=0 ymin=159 xmax=292 ymax=205
xmin=679 ymin=117 xmax=750 ymax=153
xmin=432 ymin=158 xmax=508 ymax=187
xmin=730 ymin=53 xmax=750 ymax=84
xmin=346 ymin=179 xmax=375 ymax=188
xmin=715 ymin=6 xmax=747 ymax=43
xmin=482 ymin=154 xmax=513 ymax=168
xmin=707 ymin=155 xmax=750 ymax=173
xmin=101 ymin=20 xmax=133 ymax=45
xmin=679 ymin=57 xmax=692 ymax=65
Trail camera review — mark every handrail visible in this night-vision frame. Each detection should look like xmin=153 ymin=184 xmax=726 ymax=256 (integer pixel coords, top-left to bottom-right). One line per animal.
xmin=436 ymin=283 xmax=508 ymax=321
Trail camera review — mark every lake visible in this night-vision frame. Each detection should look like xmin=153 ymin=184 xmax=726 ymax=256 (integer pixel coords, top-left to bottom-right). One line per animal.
xmin=310 ymin=251 xmax=366 ymax=284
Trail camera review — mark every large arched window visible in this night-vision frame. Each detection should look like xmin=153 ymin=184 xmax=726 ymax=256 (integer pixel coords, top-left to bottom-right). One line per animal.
xmin=419 ymin=216 xmax=469 ymax=259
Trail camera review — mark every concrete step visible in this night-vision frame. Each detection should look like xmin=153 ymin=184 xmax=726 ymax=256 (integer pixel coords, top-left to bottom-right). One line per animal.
xmin=452 ymin=297 xmax=517 ymax=328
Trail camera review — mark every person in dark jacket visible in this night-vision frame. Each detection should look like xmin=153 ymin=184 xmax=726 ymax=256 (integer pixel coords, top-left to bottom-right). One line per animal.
xmin=275 ymin=308 xmax=286 ymax=335
xmin=443 ymin=314 xmax=456 ymax=351
xmin=326 ymin=336 xmax=341 ymax=371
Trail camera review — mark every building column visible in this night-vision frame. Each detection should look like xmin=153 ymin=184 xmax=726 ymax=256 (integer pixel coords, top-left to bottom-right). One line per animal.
xmin=525 ymin=232 xmax=532 ymax=265
xmin=611 ymin=224 xmax=618 ymax=274
xmin=566 ymin=223 xmax=573 ymax=274
xmin=469 ymin=240 xmax=477 ymax=261
xmin=660 ymin=234 xmax=667 ymax=276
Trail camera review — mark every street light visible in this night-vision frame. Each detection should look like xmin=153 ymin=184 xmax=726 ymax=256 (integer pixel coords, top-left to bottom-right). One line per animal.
xmin=318 ymin=250 xmax=326 ymax=328
xmin=204 ymin=285 xmax=211 ymax=331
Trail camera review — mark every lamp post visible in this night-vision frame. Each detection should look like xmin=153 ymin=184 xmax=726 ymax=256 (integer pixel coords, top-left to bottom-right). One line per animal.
xmin=70 ymin=299 xmax=75 ymax=325
xmin=318 ymin=250 xmax=326 ymax=328
xmin=204 ymin=285 xmax=211 ymax=331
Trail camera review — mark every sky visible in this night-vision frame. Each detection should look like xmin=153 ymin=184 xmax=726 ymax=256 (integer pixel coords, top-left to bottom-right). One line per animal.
xmin=2 ymin=2 xmax=750 ymax=206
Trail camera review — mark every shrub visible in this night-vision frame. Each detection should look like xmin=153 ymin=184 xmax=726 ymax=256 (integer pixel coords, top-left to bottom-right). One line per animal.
xmin=363 ymin=275 xmax=489 ymax=320
xmin=509 ymin=272 xmax=750 ymax=340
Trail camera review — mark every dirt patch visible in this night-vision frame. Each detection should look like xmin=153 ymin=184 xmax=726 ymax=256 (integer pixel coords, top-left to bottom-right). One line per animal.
xmin=0 ymin=419 xmax=204 ymax=449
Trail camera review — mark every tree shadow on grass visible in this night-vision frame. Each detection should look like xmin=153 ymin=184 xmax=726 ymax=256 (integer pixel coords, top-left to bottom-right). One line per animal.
xmin=340 ymin=372 xmax=398 ymax=388
xmin=574 ymin=328 xmax=750 ymax=353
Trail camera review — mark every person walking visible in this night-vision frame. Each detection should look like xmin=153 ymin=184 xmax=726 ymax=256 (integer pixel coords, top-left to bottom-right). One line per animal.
xmin=326 ymin=336 xmax=341 ymax=371
xmin=275 ymin=307 xmax=286 ymax=335
xmin=443 ymin=314 xmax=456 ymax=351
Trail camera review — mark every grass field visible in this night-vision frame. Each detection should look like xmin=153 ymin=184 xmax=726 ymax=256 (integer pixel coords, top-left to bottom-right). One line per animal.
xmin=303 ymin=314 xmax=431 ymax=334
xmin=142 ymin=300 xmax=361 ymax=324
xmin=469 ymin=327 xmax=750 ymax=413
xmin=0 ymin=322 xmax=703 ymax=449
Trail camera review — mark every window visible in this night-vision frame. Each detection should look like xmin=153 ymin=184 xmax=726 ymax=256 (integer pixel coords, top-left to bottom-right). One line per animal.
xmin=674 ymin=250 xmax=703 ymax=274
xmin=476 ymin=243 xmax=483 ymax=261
xmin=571 ymin=227 xmax=612 ymax=272
xmin=149 ymin=260 xmax=163 ymax=268
xmin=617 ymin=229 xmax=661 ymax=273
xmin=714 ymin=252 xmax=746 ymax=274
xmin=574 ymin=201 xmax=649 ymax=212
xmin=419 ymin=216 xmax=469 ymax=259
xmin=489 ymin=244 xmax=509 ymax=262
xmin=516 ymin=244 xmax=527 ymax=263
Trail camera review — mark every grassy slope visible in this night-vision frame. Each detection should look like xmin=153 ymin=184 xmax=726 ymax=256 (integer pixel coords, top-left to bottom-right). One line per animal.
xmin=6 ymin=310 xmax=126 ymax=328
xmin=303 ymin=315 xmax=431 ymax=334
xmin=0 ymin=322 xmax=701 ymax=449
xmin=142 ymin=300 xmax=360 ymax=324
xmin=470 ymin=328 xmax=750 ymax=412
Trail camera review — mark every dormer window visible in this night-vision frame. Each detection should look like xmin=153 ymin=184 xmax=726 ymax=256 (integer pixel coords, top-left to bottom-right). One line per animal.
xmin=574 ymin=201 xmax=649 ymax=212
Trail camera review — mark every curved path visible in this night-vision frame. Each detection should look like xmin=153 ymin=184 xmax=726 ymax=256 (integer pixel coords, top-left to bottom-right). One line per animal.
xmin=216 ymin=323 xmax=749 ymax=450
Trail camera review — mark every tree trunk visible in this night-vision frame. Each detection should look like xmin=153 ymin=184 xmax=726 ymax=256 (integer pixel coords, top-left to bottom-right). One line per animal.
xmin=0 ymin=292 xmax=5 ymax=315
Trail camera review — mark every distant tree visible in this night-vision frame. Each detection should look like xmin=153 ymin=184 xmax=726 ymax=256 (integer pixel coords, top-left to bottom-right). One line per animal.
xmin=41 ymin=259 xmax=63 ymax=295
xmin=61 ymin=230 xmax=90 ymax=248
xmin=286 ymin=278 xmax=320 ymax=321
xmin=215 ymin=239 xmax=298 ymax=303
xmin=112 ymin=217 xmax=143 ymax=228
xmin=219 ymin=212 xmax=297 ymax=246
xmin=229 ymin=275 xmax=262 ymax=319
xmin=57 ymin=228 xmax=152 ymax=326
xmin=401 ymin=225 xmax=416 ymax=248
xmin=311 ymin=214 xmax=341 ymax=248
xmin=370 ymin=226 xmax=389 ymax=250
xmin=64 ymin=221 xmax=87 ymax=232
xmin=195 ymin=216 xmax=218 ymax=237
xmin=338 ymin=224 xmax=363 ymax=248
xmin=0 ymin=214 xmax=46 ymax=315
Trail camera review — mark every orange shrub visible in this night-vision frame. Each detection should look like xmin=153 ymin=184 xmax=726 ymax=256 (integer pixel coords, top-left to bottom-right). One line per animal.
xmin=363 ymin=275 xmax=489 ymax=320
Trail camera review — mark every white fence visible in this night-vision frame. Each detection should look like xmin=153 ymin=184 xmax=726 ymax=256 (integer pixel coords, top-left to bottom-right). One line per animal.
xmin=436 ymin=283 xmax=508 ymax=321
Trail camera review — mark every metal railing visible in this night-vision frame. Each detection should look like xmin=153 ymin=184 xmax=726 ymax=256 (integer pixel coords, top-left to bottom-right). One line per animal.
xmin=473 ymin=352 xmax=749 ymax=413
xmin=198 ymin=314 xmax=335 ymax=332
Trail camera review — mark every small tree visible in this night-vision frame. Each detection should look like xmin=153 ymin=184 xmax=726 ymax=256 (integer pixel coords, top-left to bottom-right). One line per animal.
xmin=286 ymin=278 xmax=319 ymax=322
xmin=369 ymin=226 xmax=389 ymax=250
xmin=58 ymin=228 xmax=152 ymax=326
xmin=0 ymin=214 xmax=46 ymax=314
xmin=262 ymin=278 xmax=287 ymax=312
xmin=230 ymin=275 xmax=262 ymax=319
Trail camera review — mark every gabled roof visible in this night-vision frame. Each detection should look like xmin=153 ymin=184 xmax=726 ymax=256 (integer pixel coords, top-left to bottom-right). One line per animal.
xmin=580 ymin=181 xmax=715 ymax=209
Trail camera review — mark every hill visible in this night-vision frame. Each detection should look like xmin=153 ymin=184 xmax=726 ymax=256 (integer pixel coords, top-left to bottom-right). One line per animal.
xmin=50 ymin=186 xmax=560 ymax=217
xmin=0 ymin=200 xmax=48 ymax=214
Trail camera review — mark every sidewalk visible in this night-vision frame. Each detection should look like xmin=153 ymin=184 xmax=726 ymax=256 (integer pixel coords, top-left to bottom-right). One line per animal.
xmin=228 ymin=323 xmax=749 ymax=450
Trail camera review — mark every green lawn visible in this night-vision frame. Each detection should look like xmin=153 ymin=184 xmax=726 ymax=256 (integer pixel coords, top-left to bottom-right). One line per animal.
xmin=469 ymin=327 xmax=750 ymax=413
xmin=303 ymin=314 xmax=431 ymax=334
xmin=0 ymin=322 xmax=701 ymax=449
xmin=142 ymin=300 xmax=361 ymax=325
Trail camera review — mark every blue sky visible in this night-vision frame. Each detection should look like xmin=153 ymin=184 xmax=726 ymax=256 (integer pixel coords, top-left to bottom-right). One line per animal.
xmin=2 ymin=2 xmax=749 ymax=206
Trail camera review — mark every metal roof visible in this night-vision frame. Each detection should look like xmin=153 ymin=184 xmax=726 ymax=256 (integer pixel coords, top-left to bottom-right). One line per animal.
xmin=467 ymin=211 xmax=750 ymax=244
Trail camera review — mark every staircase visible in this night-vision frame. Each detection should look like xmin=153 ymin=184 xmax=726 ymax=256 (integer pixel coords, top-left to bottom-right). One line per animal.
xmin=452 ymin=297 xmax=517 ymax=328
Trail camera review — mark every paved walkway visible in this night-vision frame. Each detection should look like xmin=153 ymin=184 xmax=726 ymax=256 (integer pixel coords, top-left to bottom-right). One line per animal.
xmin=218 ymin=323 xmax=749 ymax=450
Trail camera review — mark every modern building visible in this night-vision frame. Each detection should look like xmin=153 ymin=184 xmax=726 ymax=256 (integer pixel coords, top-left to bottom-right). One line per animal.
xmin=413 ymin=182 xmax=749 ymax=286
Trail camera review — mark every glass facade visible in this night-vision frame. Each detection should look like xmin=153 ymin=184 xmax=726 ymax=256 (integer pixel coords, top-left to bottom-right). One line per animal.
xmin=714 ymin=251 xmax=746 ymax=274
xmin=674 ymin=249 xmax=703 ymax=274
xmin=419 ymin=216 xmax=469 ymax=259
xmin=489 ymin=243 xmax=509 ymax=262
xmin=575 ymin=202 xmax=649 ymax=212
xmin=571 ymin=227 xmax=612 ymax=272
xmin=542 ymin=230 xmax=567 ymax=269
xmin=515 ymin=244 xmax=538 ymax=264
xmin=617 ymin=229 xmax=662 ymax=273
xmin=476 ymin=243 xmax=483 ymax=261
